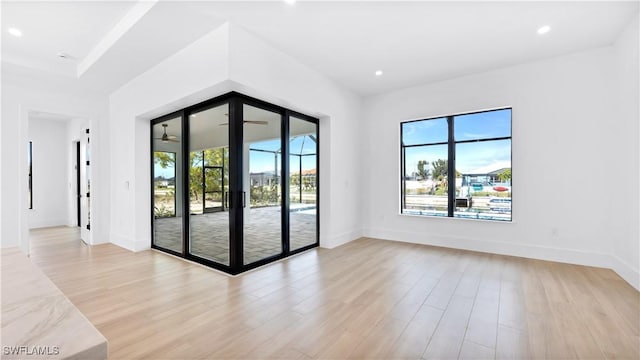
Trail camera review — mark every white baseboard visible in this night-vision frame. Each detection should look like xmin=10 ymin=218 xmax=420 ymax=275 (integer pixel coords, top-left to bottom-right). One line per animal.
xmin=91 ymin=232 xmax=110 ymax=245
xmin=364 ymin=227 xmax=639 ymax=291
xmin=133 ymin=239 xmax=151 ymax=252
xmin=110 ymin=233 xmax=134 ymax=251
xmin=610 ymin=255 xmax=640 ymax=291
xmin=320 ymin=228 xmax=362 ymax=249
xmin=110 ymin=233 xmax=150 ymax=252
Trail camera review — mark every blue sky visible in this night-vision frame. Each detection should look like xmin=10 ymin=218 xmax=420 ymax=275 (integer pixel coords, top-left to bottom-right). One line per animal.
xmin=403 ymin=109 xmax=511 ymax=175
xmin=155 ymin=109 xmax=510 ymax=180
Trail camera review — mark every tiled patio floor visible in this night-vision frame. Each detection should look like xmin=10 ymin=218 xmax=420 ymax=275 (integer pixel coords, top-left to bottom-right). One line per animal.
xmin=154 ymin=206 xmax=316 ymax=265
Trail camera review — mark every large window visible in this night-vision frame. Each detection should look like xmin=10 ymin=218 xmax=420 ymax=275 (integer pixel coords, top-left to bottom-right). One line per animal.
xmin=401 ymin=108 xmax=512 ymax=221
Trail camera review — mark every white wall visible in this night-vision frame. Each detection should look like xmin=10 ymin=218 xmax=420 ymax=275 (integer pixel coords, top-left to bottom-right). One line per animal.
xmin=109 ymin=24 xmax=231 ymax=251
xmin=227 ymin=24 xmax=363 ymax=248
xmin=108 ymin=22 xmax=363 ymax=251
xmin=1 ymin=65 xmax=109 ymax=251
xmin=610 ymin=14 xmax=639 ymax=289
xmin=28 ymin=118 xmax=69 ymax=228
xmin=362 ymin=43 xmax=639 ymax=288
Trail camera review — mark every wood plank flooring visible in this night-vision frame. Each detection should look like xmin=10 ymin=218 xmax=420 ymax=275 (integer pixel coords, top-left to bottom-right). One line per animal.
xmin=25 ymin=227 xmax=639 ymax=359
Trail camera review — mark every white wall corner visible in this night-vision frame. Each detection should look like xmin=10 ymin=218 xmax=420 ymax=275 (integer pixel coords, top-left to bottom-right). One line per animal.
xmin=108 ymin=22 xmax=232 ymax=253
xmin=133 ymin=240 xmax=151 ymax=252
xmin=610 ymin=254 xmax=640 ymax=291
xmin=110 ymin=232 xmax=149 ymax=252
xmin=321 ymin=228 xmax=363 ymax=249
xmin=78 ymin=0 xmax=159 ymax=77
xmin=91 ymin=231 xmax=110 ymax=245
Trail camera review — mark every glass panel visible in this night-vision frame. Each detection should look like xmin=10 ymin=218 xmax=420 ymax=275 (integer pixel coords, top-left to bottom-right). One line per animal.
xmin=455 ymin=139 xmax=511 ymax=221
xmin=244 ymin=104 xmax=282 ymax=265
xmin=152 ymin=117 xmax=182 ymax=253
xmin=189 ymin=103 xmax=230 ymax=265
xmin=402 ymin=117 xmax=448 ymax=146
xmin=289 ymin=117 xmax=317 ymax=251
xmin=454 ymin=109 xmax=511 ymax=141
xmin=402 ymin=144 xmax=449 ymax=216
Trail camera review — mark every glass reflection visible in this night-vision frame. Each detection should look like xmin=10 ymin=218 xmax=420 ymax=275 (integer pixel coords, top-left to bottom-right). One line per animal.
xmin=244 ymin=104 xmax=282 ymax=264
xmin=152 ymin=117 xmax=182 ymax=253
xmin=289 ymin=116 xmax=317 ymax=251
xmin=189 ymin=103 xmax=230 ymax=265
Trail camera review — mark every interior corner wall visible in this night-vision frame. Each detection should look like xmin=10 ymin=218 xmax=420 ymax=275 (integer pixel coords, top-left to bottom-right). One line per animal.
xmin=1 ymin=68 xmax=109 ymax=251
xmin=28 ymin=118 xmax=69 ymax=229
xmin=227 ymin=24 xmax=364 ymax=248
xmin=108 ymin=23 xmax=230 ymax=251
xmin=108 ymin=22 xmax=363 ymax=252
xmin=610 ymin=14 xmax=640 ymax=290
xmin=362 ymin=44 xmax=637 ymax=284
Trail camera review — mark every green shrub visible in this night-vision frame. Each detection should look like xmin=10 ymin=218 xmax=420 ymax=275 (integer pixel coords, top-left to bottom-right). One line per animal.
xmin=154 ymin=205 xmax=174 ymax=218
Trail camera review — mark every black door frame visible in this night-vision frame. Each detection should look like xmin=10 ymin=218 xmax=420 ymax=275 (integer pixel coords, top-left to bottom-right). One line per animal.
xmin=76 ymin=141 xmax=81 ymax=227
xmin=150 ymin=92 xmax=320 ymax=275
xmin=203 ymin=165 xmax=224 ymax=213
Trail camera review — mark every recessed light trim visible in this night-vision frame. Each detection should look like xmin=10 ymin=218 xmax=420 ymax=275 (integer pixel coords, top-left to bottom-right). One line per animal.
xmin=8 ymin=28 xmax=22 ymax=37
xmin=284 ymin=0 xmax=296 ymax=4
xmin=375 ymin=70 xmax=383 ymax=76
xmin=537 ymin=25 xmax=551 ymax=35
xmin=56 ymin=52 xmax=76 ymax=60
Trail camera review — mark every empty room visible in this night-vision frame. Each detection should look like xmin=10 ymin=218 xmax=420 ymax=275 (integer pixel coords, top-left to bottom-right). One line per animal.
xmin=1 ymin=1 xmax=638 ymax=359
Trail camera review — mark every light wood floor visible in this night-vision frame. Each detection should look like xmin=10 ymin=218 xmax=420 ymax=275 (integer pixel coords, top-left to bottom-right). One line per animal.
xmin=27 ymin=227 xmax=639 ymax=359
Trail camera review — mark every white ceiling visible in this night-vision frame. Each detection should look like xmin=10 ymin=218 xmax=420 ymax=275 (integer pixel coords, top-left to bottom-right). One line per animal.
xmin=2 ymin=1 xmax=638 ymax=96
xmin=2 ymin=1 xmax=136 ymax=77
xmin=29 ymin=110 xmax=75 ymax=122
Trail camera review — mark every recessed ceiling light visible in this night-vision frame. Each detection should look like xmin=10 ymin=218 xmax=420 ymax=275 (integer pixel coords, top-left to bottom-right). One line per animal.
xmin=537 ymin=25 xmax=551 ymax=35
xmin=375 ymin=70 xmax=383 ymax=76
xmin=284 ymin=0 xmax=296 ymax=4
xmin=8 ymin=28 xmax=22 ymax=37
xmin=56 ymin=52 xmax=76 ymax=60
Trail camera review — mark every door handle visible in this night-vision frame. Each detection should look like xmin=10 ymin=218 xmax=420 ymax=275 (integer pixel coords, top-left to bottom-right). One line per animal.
xmin=242 ymin=191 xmax=246 ymax=208
xmin=224 ymin=192 xmax=229 ymax=209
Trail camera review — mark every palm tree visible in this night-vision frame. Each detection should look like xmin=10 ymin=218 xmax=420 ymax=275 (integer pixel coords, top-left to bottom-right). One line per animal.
xmin=498 ymin=168 xmax=512 ymax=183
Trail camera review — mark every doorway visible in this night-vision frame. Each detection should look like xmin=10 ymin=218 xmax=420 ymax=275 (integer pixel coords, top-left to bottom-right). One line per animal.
xmin=151 ymin=92 xmax=319 ymax=274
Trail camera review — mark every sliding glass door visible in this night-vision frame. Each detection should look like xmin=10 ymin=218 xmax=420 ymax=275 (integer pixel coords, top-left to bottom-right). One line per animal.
xmin=151 ymin=93 xmax=318 ymax=274
xmin=152 ymin=114 xmax=184 ymax=254
xmin=188 ymin=103 xmax=231 ymax=266
xmin=243 ymin=104 xmax=284 ymax=265
xmin=289 ymin=116 xmax=318 ymax=252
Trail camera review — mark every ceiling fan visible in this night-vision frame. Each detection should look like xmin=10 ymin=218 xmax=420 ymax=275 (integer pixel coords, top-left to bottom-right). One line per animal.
xmin=154 ymin=124 xmax=179 ymax=143
xmin=219 ymin=113 xmax=268 ymax=126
